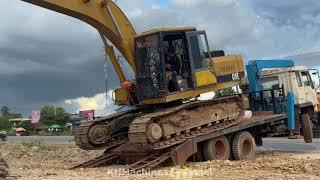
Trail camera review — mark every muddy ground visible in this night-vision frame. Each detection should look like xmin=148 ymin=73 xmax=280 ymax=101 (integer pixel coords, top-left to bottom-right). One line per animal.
xmin=1 ymin=142 xmax=320 ymax=180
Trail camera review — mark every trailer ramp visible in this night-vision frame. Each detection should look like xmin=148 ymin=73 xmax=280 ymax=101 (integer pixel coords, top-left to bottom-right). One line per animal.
xmin=72 ymin=139 xmax=197 ymax=173
xmin=71 ymin=152 xmax=119 ymax=169
xmin=127 ymin=152 xmax=171 ymax=173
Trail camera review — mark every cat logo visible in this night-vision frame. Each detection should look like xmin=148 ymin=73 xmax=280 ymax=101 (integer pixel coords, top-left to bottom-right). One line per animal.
xmin=232 ymin=73 xmax=240 ymax=80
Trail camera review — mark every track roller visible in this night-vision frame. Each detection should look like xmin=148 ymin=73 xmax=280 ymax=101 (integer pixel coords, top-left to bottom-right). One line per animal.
xmin=203 ymin=135 xmax=230 ymax=160
xmin=232 ymin=131 xmax=256 ymax=160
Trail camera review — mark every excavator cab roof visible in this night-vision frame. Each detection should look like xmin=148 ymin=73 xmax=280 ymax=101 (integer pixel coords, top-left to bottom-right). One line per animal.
xmin=136 ymin=27 xmax=196 ymax=38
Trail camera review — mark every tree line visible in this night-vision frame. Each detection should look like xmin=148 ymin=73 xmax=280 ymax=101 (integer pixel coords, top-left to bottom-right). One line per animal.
xmin=0 ymin=106 xmax=69 ymax=132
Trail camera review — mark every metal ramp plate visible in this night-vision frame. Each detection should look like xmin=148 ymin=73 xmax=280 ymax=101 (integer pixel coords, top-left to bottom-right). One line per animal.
xmin=71 ymin=153 xmax=119 ymax=169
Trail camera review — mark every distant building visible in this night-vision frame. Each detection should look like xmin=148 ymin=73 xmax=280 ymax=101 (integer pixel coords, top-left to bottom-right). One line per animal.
xmin=34 ymin=122 xmax=48 ymax=134
xmin=8 ymin=118 xmax=31 ymax=128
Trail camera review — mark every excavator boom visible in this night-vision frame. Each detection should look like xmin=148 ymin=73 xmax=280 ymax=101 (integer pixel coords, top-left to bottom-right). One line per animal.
xmin=21 ymin=0 xmax=137 ymax=75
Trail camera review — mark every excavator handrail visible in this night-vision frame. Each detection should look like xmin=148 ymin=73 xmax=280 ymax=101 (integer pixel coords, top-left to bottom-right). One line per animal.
xmin=21 ymin=0 xmax=137 ymax=75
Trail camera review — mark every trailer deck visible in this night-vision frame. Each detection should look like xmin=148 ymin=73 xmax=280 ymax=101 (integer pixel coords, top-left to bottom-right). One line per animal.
xmin=195 ymin=112 xmax=286 ymax=143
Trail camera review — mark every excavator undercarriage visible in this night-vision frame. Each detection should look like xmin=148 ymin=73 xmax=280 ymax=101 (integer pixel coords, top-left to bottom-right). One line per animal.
xmin=74 ymin=95 xmax=244 ymax=153
xmin=72 ymin=95 xmax=245 ymax=172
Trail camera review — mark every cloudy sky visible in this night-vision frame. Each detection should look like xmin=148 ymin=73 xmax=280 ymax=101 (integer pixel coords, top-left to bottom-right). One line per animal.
xmin=1 ymin=0 xmax=320 ymax=116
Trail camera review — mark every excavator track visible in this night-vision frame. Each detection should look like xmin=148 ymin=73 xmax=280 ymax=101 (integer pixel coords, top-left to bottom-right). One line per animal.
xmin=74 ymin=109 xmax=141 ymax=150
xmin=129 ymin=96 xmax=243 ymax=150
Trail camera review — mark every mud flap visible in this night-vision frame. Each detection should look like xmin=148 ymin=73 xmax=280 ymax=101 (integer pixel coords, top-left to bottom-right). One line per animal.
xmin=170 ymin=139 xmax=197 ymax=166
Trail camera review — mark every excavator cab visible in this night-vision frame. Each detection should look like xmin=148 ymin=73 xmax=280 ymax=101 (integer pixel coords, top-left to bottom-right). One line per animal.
xmin=135 ymin=28 xmax=220 ymax=102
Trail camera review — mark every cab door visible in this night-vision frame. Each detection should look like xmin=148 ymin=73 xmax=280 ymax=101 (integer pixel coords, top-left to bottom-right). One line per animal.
xmin=186 ymin=31 xmax=217 ymax=88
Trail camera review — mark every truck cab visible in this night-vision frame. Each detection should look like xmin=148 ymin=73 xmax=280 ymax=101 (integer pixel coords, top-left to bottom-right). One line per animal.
xmin=260 ymin=66 xmax=319 ymax=113
xmin=246 ymin=60 xmax=320 ymax=139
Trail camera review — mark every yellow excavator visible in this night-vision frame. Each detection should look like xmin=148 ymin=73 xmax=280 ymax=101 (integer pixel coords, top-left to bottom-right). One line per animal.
xmin=20 ymin=0 xmax=245 ymax=164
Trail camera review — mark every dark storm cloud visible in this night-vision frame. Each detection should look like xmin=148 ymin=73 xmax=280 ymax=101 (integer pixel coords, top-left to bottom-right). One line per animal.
xmin=1 ymin=0 xmax=320 ymax=116
xmin=0 ymin=6 xmax=121 ymax=115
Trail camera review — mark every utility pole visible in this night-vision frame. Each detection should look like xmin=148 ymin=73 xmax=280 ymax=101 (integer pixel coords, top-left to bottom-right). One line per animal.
xmin=104 ymin=62 xmax=109 ymax=108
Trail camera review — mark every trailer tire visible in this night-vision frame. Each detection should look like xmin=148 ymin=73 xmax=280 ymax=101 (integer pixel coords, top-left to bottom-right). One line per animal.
xmin=301 ymin=114 xmax=313 ymax=143
xmin=203 ymin=135 xmax=230 ymax=160
xmin=232 ymin=131 xmax=256 ymax=160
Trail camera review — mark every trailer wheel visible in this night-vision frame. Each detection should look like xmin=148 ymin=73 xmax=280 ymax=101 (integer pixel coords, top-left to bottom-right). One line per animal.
xmin=203 ymin=135 xmax=230 ymax=160
xmin=232 ymin=131 xmax=256 ymax=160
xmin=301 ymin=114 xmax=313 ymax=143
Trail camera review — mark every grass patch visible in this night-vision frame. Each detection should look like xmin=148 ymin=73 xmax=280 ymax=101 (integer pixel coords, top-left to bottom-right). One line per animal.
xmin=21 ymin=141 xmax=56 ymax=151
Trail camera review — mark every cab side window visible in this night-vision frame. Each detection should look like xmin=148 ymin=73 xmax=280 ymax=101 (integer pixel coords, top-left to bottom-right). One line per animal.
xmin=301 ymin=71 xmax=314 ymax=89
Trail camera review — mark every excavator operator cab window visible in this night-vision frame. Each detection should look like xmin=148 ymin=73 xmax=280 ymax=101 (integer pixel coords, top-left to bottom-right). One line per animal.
xmin=186 ymin=31 xmax=211 ymax=70
xmin=163 ymin=34 xmax=185 ymax=75
xmin=162 ymin=33 xmax=191 ymax=92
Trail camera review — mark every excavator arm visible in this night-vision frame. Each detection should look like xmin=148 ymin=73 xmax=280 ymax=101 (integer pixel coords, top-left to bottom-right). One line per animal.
xmin=21 ymin=0 xmax=137 ymax=82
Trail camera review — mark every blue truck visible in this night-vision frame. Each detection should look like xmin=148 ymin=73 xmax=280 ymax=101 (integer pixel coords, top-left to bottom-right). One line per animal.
xmin=246 ymin=60 xmax=320 ymax=141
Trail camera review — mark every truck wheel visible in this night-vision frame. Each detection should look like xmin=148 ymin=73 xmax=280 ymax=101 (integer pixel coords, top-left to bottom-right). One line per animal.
xmin=203 ymin=135 xmax=230 ymax=160
xmin=232 ymin=131 xmax=256 ymax=160
xmin=301 ymin=114 xmax=313 ymax=143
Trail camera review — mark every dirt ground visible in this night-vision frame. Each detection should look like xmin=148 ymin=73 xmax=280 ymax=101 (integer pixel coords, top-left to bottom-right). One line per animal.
xmin=1 ymin=143 xmax=320 ymax=180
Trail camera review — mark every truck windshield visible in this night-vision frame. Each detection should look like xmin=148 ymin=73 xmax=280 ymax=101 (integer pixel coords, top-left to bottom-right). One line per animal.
xmin=261 ymin=76 xmax=279 ymax=90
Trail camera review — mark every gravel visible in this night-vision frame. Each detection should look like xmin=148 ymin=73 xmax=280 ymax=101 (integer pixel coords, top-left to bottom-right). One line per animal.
xmin=1 ymin=143 xmax=319 ymax=180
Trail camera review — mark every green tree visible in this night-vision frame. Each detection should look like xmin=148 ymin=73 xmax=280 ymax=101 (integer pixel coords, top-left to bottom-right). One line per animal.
xmin=18 ymin=120 xmax=32 ymax=131
xmin=1 ymin=106 xmax=9 ymax=117
xmin=0 ymin=118 xmax=12 ymax=131
xmin=215 ymin=88 xmax=237 ymax=98
xmin=0 ymin=106 xmax=22 ymax=131
xmin=40 ymin=106 xmax=69 ymax=126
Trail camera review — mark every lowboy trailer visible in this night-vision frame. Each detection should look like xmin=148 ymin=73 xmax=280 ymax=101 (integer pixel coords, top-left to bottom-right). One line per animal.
xmin=73 ymin=92 xmax=296 ymax=173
